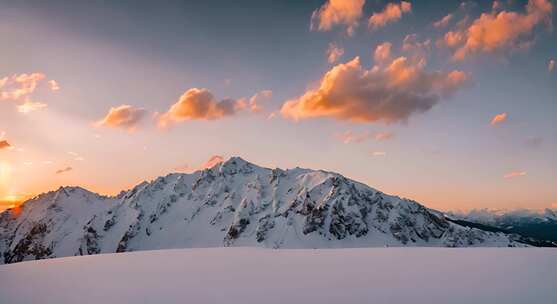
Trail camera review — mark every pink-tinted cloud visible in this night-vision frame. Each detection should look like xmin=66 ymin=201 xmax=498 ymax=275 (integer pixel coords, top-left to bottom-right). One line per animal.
xmin=445 ymin=0 xmax=553 ymax=60
xmin=17 ymin=100 xmax=47 ymax=113
xmin=235 ymin=90 xmax=273 ymax=114
xmin=433 ymin=13 xmax=453 ymax=28
xmin=0 ymin=73 xmax=45 ymax=101
xmin=374 ymin=42 xmax=392 ymax=63
xmin=327 ymin=43 xmax=345 ymax=64
xmin=48 ymin=80 xmax=60 ymax=92
xmin=334 ymin=130 xmax=371 ymax=144
xmin=96 ymin=105 xmax=147 ymax=131
xmin=504 ymin=171 xmax=527 ymax=179
xmin=375 ymin=132 xmax=394 ymax=141
xmin=55 ymin=167 xmax=73 ymax=174
xmin=0 ymin=72 xmax=58 ymax=113
xmin=371 ymin=151 xmax=387 ymax=156
xmin=549 ymin=59 xmax=556 ymax=72
xmin=281 ymin=55 xmax=469 ymax=124
xmin=490 ymin=112 xmax=507 ymax=125
xmin=368 ymin=1 xmax=412 ymax=31
xmin=311 ymin=0 xmax=365 ymax=36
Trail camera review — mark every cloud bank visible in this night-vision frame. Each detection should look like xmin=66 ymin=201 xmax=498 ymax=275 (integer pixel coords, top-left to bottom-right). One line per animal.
xmin=281 ymin=55 xmax=468 ymax=124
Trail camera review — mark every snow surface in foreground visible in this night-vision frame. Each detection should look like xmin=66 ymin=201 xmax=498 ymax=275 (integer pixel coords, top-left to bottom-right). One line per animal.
xmin=0 ymin=248 xmax=555 ymax=304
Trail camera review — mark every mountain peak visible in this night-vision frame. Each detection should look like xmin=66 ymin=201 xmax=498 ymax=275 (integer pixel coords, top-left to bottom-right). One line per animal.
xmin=222 ymin=156 xmax=251 ymax=167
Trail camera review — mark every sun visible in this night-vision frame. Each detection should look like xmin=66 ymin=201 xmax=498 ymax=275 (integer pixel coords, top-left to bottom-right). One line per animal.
xmin=4 ymin=195 xmax=17 ymax=202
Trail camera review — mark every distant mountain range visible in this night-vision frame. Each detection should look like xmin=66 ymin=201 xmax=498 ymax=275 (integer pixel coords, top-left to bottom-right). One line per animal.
xmin=447 ymin=209 xmax=557 ymax=246
xmin=0 ymin=157 xmax=541 ymax=264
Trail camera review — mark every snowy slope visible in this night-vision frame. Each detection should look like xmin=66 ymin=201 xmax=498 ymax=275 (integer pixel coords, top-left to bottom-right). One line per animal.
xmin=0 ymin=157 xmax=528 ymax=264
xmin=1 ymin=248 xmax=555 ymax=304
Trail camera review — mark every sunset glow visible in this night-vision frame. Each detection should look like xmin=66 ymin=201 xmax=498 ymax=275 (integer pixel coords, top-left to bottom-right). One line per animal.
xmin=0 ymin=0 xmax=555 ymax=213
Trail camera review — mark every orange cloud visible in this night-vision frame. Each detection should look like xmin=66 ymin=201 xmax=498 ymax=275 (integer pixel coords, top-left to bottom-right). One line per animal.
xmin=0 ymin=72 xmax=58 ymax=113
xmin=446 ymin=0 xmax=553 ymax=60
xmin=327 ymin=43 xmax=345 ymax=64
xmin=235 ymin=90 xmax=273 ymax=114
xmin=157 ymin=88 xmax=240 ymax=127
xmin=490 ymin=112 xmax=507 ymax=125
xmin=504 ymin=171 xmax=527 ymax=179
xmin=368 ymin=1 xmax=412 ymax=31
xmin=433 ymin=13 xmax=453 ymax=28
xmin=96 ymin=105 xmax=147 ymax=131
xmin=17 ymin=100 xmax=47 ymax=113
xmin=280 ymin=55 xmax=469 ymax=124
xmin=374 ymin=42 xmax=392 ymax=63
xmin=55 ymin=167 xmax=73 ymax=174
xmin=334 ymin=130 xmax=371 ymax=144
xmin=549 ymin=59 xmax=556 ymax=72
xmin=311 ymin=0 xmax=365 ymax=36
xmin=375 ymin=132 xmax=394 ymax=141
xmin=443 ymin=30 xmax=465 ymax=48
xmin=0 ymin=140 xmax=10 ymax=150
xmin=0 ymin=73 xmax=45 ymax=101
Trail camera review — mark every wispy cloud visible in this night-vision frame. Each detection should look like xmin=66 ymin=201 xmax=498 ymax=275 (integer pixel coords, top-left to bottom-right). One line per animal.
xmin=371 ymin=151 xmax=387 ymax=156
xmin=48 ymin=80 xmax=60 ymax=91
xmin=235 ymin=90 xmax=273 ymax=114
xmin=56 ymin=167 xmax=73 ymax=174
xmin=327 ymin=43 xmax=345 ymax=64
xmin=374 ymin=132 xmax=394 ymax=141
xmin=311 ymin=0 xmax=365 ymax=36
xmin=490 ymin=112 xmax=507 ymax=126
xmin=0 ymin=72 xmax=57 ymax=113
xmin=334 ymin=130 xmax=371 ymax=144
xmin=549 ymin=59 xmax=556 ymax=72
xmin=433 ymin=13 xmax=453 ymax=28
xmin=504 ymin=171 xmax=527 ymax=179
xmin=368 ymin=1 xmax=412 ymax=31
xmin=17 ymin=100 xmax=47 ymax=113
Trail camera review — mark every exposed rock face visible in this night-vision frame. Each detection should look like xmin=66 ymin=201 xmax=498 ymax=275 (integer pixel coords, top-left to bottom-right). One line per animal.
xmin=0 ymin=157 xmax=527 ymax=264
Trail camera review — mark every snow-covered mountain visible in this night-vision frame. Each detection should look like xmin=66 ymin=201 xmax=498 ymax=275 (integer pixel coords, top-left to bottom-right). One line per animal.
xmin=0 ymin=157 xmax=528 ymax=264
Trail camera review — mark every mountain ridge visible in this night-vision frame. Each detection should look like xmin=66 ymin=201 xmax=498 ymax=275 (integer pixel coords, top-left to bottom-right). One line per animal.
xmin=0 ymin=156 xmax=530 ymax=264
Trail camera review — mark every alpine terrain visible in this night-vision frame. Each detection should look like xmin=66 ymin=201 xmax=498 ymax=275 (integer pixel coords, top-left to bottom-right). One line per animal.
xmin=0 ymin=157 xmax=531 ymax=264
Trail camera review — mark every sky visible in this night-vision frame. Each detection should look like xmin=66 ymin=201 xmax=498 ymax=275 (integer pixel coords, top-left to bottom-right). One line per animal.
xmin=0 ymin=0 xmax=555 ymax=212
